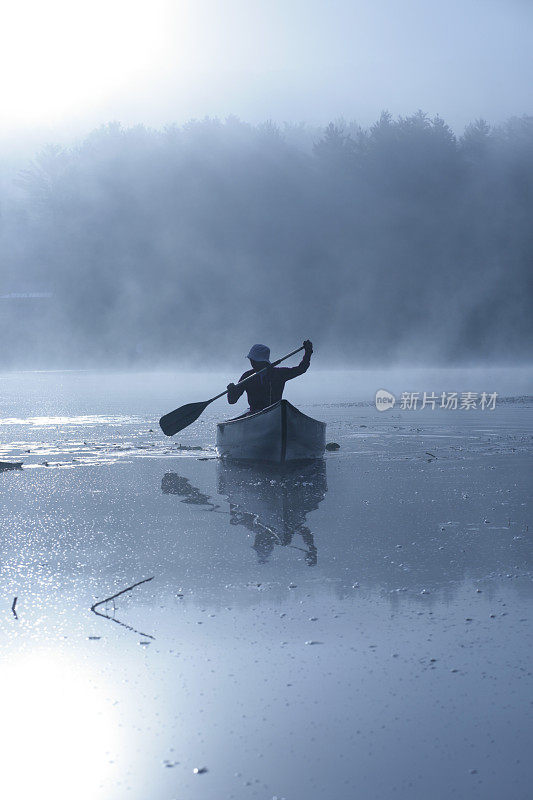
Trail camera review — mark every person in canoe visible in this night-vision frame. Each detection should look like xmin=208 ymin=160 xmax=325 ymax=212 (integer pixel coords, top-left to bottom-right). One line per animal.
xmin=226 ymin=340 xmax=313 ymax=414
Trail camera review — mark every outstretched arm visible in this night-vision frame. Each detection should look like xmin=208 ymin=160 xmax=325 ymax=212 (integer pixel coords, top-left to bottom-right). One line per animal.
xmin=277 ymin=340 xmax=313 ymax=381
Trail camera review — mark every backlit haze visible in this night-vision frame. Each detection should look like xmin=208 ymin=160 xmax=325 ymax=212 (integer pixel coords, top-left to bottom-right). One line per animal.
xmin=0 ymin=0 xmax=532 ymax=369
xmin=2 ymin=0 xmax=532 ymax=146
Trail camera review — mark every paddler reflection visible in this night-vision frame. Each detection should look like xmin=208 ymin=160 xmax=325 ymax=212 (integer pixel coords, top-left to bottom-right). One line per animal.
xmin=161 ymin=460 xmax=327 ymax=565
xmin=217 ymin=460 xmax=327 ymax=565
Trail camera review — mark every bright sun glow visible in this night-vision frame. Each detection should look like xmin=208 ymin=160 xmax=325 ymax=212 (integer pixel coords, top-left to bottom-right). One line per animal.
xmin=0 ymin=0 xmax=170 ymax=126
xmin=0 ymin=651 xmax=120 ymax=800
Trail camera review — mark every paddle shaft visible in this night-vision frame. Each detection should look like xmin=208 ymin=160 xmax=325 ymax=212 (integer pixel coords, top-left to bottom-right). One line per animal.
xmin=207 ymin=346 xmax=305 ymax=405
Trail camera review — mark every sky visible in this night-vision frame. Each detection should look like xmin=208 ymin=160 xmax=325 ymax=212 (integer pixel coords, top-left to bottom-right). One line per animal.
xmin=0 ymin=0 xmax=532 ymax=151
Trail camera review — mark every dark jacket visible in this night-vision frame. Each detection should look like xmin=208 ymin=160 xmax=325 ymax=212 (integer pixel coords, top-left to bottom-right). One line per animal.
xmin=227 ymin=352 xmax=311 ymax=413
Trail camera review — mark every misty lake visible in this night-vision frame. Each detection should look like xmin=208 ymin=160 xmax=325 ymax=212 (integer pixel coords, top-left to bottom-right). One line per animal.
xmin=1 ymin=369 xmax=531 ymax=800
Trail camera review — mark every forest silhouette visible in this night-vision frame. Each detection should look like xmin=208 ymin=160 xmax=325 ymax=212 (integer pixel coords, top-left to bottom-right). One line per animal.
xmin=1 ymin=111 xmax=532 ymax=367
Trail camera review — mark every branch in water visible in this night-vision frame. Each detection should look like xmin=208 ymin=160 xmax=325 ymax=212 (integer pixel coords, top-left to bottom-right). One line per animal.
xmin=91 ymin=577 xmax=155 ymax=640
xmin=91 ymin=576 xmax=154 ymax=612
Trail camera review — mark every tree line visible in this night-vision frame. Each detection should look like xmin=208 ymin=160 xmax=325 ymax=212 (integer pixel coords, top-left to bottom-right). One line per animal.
xmin=1 ymin=111 xmax=532 ymax=367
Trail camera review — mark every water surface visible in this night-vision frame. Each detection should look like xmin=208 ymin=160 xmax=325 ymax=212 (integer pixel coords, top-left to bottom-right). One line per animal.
xmin=1 ymin=370 xmax=531 ymax=799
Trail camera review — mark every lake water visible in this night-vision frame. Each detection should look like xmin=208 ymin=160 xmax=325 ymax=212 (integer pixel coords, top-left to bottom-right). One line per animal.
xmin=0 ymin=369 xmax=531 ymax=800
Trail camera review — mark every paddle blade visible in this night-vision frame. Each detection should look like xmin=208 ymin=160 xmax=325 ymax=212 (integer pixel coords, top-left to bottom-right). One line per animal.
xmin=159 ymin=400 xmax=209 ymax=437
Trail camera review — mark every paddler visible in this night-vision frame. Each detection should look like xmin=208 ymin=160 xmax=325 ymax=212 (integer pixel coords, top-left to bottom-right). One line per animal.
xmin=227 ymin=340 xmax=313 ymax=414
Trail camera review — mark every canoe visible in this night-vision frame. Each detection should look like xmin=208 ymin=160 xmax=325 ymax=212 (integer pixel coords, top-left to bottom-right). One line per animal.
xmin=216 ymin=399 xmax=325 ymax=463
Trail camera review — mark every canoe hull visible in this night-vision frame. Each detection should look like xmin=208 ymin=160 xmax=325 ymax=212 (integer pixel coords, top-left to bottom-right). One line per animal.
xmin=216 ymin=400 xmax=325 ymax=463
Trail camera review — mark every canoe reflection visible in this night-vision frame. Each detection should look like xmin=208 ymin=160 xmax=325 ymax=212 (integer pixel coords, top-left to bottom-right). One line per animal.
xmin=217 ymin=460 xmax=327 ymax=565
xmin=161 ymin=461 xmax=327 ymax=565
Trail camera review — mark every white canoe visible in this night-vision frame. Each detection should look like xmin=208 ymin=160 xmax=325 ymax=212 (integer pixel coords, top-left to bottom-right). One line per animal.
xmin=216 ymin=399 xmax=326 ymax=463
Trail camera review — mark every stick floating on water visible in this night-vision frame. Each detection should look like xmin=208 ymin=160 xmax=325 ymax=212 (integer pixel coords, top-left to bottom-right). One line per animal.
xmin=91 ymin=576 xmax=155 ymax=639
xmin=90 ymin=576 xmax=154 ymax=611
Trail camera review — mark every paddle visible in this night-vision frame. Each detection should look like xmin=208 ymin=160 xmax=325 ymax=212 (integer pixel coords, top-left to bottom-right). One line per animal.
xmin=159 ymin=346 xmax=305 ymax=436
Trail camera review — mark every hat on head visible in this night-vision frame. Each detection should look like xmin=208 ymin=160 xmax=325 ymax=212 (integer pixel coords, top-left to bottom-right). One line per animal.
xmin=246 ymin=343 xmax=270 ymax=362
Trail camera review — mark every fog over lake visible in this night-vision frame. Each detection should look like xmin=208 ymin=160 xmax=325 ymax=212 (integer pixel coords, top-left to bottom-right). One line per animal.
xmin=1 ymin=111 xmax=532 ymax=369
xmin=1 ymin=3 xmax=532 ymax=799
